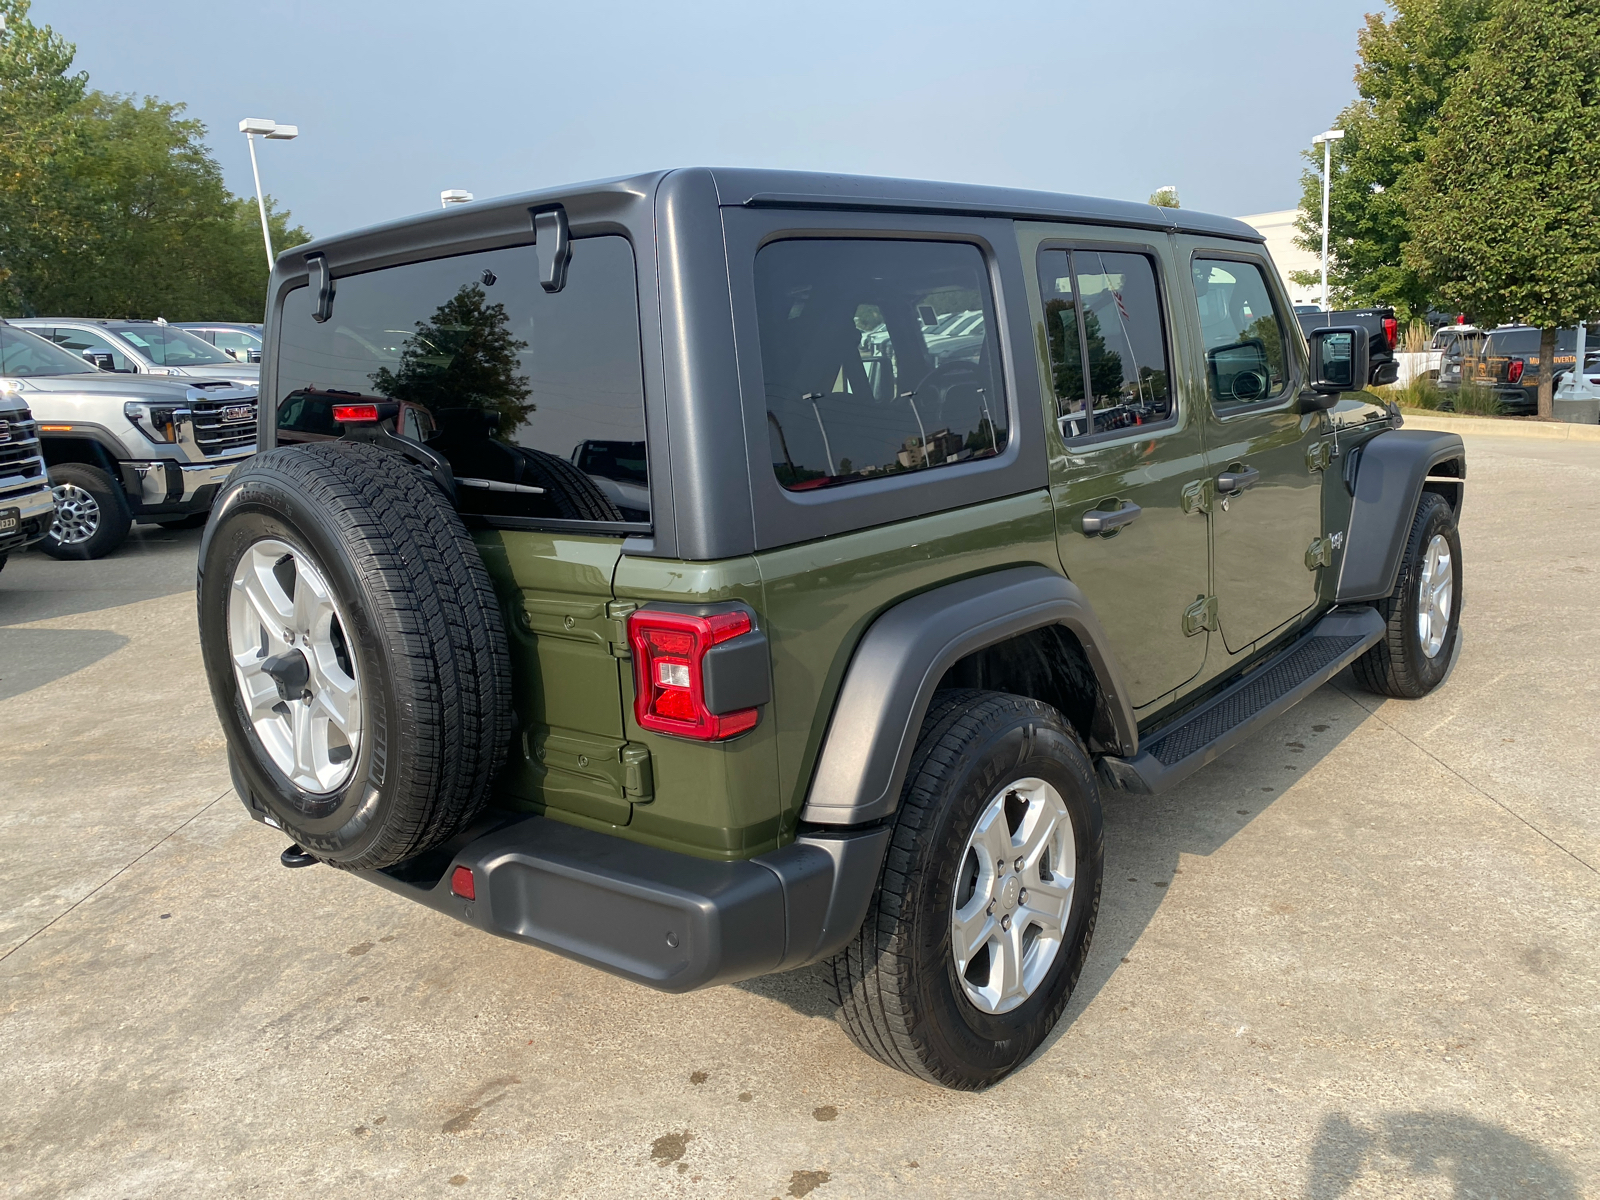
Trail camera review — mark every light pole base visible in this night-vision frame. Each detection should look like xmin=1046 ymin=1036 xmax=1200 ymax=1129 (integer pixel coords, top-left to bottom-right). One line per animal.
xmin=1552 ymin=396 xmax=1600 ymax=424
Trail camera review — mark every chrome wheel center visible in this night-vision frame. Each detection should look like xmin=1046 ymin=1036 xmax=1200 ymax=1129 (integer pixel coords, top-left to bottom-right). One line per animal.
xmin=950 ymin=777 xmax=1076 ymax=1015
xmin=1417 ymin=532 xmax=1454 ymax=659
xmin=50 ymin=483 xmax=100 ymax=545
xmin=228 ymin=538 xmax=362 ymax=793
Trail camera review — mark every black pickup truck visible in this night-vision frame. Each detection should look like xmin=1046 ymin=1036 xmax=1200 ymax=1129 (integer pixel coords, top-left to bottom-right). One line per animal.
xmin=1297 ymin=307 xmax=1399 ymax=384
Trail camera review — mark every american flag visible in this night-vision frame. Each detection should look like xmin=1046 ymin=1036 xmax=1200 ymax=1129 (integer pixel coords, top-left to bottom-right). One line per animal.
xmin=1113 ymin=290 xmax=1130 ymax=322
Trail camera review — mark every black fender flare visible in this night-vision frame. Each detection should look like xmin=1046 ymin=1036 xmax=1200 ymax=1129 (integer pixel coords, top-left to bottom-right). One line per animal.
xmin=798 ymin=565 xmax=1136 ymax=827
xmin=1336 ymin=429 xmax=1466 ymax=604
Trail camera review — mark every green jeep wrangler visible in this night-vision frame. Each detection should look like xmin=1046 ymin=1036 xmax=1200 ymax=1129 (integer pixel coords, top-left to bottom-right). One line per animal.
xmin=198 ymin=169 xmax=1466 ymax=1089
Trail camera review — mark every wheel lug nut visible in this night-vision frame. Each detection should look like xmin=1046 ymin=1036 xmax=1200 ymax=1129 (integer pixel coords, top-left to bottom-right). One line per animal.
xmin=986 ymin=900 xmax=995 ymax=916
xmin=1001 ymin=914 xmax=1011 ymax=931
xmin=1014 ymin=857 xmax=1023 ymax=872
xmin=1019 ymin=888 xmax=1028 ymax=905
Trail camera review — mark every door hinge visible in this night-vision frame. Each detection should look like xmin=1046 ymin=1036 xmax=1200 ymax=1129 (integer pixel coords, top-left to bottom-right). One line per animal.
xmin=606 ymin=600 xmax=637 ymax=657
xmin=1306 ymin=536 xmax=1335 ymax=570
xmin=1182 ymin=594 xmax=1218 ymax=637
xmin=1306 ymin=440 xmax=1335 ymax=473
xmin=1181 ymin=478 xmax=1214 ymax=515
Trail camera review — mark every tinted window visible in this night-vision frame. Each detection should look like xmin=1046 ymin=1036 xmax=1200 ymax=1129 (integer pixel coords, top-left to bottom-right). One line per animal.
xmin=1192 ymin=259 xmax=1288 ymax=407
xmin=754 ymin=239 xmax=1006 ymax=492
xmin=41 ymin=326 xmax=135 ymax=372
xmin=113 ymin=325 xmax=234 ymax=366
xmin=1039 ymin=249 xmax=1171 ymax=439
xmin=275 ymin=236 xmax=648 ymax=524
xmin=0 ymin=325 xmax=101 ymax=377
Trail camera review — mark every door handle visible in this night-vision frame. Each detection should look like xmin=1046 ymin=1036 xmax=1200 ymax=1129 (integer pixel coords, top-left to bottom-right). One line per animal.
xmin=1081 ymin=502 xmax=1142 ymax=535
xmin=1215 ymin=465 xmax=1260 ymax=494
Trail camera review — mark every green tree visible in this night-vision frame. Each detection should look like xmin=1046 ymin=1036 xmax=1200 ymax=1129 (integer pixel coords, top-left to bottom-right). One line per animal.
xmin=1405 ymin=0 xmax=1600 ymax=417
xmin=370 ymin=284 xmax=535 ymax=435
xmin=1292 ymin=0 xmax=1495 ymax=317
xmin=0 ymin=0 xmax=309 ymax=320
xmin=1148 ymin=186 xmax=1180 ymax=209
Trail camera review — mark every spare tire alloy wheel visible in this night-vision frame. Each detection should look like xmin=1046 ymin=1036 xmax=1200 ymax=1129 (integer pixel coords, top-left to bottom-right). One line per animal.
xmin=951 ymin=777 xmax=1076 ymax=1015
xmin=229 ymin=538 xmax=362 ymax=794
xmin=199 ymin=441 xmax=511 ymax=871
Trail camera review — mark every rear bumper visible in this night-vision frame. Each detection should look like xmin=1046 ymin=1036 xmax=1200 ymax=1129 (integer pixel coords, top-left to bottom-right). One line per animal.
xmin=357 ymin=816 xmax=890 ymax=992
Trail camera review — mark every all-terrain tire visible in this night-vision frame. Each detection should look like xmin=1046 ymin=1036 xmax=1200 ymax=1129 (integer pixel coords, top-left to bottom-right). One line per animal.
xmin=39 ymin=463 xmax=131 ymax=560
xmin=198 ymin=440 xmax=512 ymax=870
xmin=828 ymin=689 xmax=1104 ymax=1089
xmin=1351 ymin=491 xmax=1462 ymax=699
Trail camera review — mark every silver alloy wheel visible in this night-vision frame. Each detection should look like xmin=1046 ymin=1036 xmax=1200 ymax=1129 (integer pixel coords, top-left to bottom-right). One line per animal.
xmin=228 ymin=538 xmax=363 ymax=793
xmin=50 ymin=482 xmax=100 ymax=545
xmin=950 ymin=776 xmax=1076 ymax=1014
xmin=1417 ymin=532 xmax=1454 ymax=658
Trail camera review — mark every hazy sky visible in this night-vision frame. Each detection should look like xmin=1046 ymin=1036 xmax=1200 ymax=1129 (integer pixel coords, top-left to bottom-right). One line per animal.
xmin=40 ymin=0 xmax=1380 ymax=241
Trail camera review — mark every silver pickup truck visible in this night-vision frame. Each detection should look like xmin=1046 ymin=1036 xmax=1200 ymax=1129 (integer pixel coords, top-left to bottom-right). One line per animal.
xmin=0 ymin=322 xmax=256 ymax=559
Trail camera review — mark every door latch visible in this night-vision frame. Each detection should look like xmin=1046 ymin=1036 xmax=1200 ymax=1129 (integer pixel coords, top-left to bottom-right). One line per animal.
xmin=1181 ymin=479 xmax=1213 ymax=515
xmin=1305 ymin=536 xmax=1335 ymax=570
xmin=1182 ymin=594 xmax=1218 ymax=637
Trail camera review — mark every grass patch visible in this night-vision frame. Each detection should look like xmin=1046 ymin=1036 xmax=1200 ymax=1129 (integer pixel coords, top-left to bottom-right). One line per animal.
xmin=1454 ymin=383 xmax=1507 ymax=417
xmin=1390 ymin=375 xmax=1444 ymax=410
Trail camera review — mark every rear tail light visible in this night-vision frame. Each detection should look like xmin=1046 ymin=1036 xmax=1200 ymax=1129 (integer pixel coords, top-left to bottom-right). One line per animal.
xmin=628 ymin=609 xmax=760 ymax=740
xmin=332 ymin=403 xmax=380 ymax=423
xmin=1382 ymin=317 xmax=1398 ymax=347
xmin=1507 ymin=359 xmax=1525 ymax=384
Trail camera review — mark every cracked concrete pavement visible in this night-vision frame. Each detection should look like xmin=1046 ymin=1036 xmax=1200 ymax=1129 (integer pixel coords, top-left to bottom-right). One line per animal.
xmin=1 ymin=432 xmax=1595 ymax=1198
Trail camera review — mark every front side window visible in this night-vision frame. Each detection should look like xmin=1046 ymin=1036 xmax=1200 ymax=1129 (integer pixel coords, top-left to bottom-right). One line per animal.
xmin=1039 ymin=249 xmax=1171 ymax=439
xmin=213 ymin=329 xmax=262 ymax=359
xmin=1192 ymin=259 xmax=1288 ymax=408
xmin=113 ymin=325 xmax=234 ymax=367
xmin=43 ymin=327 xmax=135 ymax=372
xmin=275 ymin=235 xmax=647 ymax=524
xmin=755 ymin=239 xmax=1006 ymax=492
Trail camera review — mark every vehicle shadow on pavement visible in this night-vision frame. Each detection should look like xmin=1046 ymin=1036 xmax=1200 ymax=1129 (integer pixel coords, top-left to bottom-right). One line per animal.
xmin=1305 ymin=1109 xmax=1579 ymax=1198
xmin=738 ymin=682 xmax=1363 ymax=1025
xmin=0 ymin=627 xmax=129 ymax=701
xmin=0 ymin=526 xmax=203 ymax=625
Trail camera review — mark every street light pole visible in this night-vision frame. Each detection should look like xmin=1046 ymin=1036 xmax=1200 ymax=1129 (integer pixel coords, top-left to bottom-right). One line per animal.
xmin=1313 ymin=128 xmax=1345 ymax=312
xmin=239 ymin=119 xmax=299 ymax=271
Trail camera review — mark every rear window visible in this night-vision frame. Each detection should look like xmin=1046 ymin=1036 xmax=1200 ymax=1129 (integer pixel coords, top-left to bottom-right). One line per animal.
xmin=754 ymin=238 xmax=1006 ymax=492
xmin=275 ymin=235 xmax=648 ymax=525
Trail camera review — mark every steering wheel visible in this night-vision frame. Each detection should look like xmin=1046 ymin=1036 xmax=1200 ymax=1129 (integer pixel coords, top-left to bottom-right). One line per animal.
xmin=903 ymin=360 xmax=989 ymax=409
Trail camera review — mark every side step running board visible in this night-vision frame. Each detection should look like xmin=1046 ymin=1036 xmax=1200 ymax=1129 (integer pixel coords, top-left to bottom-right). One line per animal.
xmin=1098 ymin=606 xmax=1385 ymax=795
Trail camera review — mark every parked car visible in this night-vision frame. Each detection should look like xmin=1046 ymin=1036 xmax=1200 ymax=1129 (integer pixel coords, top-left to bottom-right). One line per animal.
xmin=196 ymin=168 xmax=1465 ymax=1090
xmin=1432 ymin=324 xmax=1486 ymax=393
xmin=1296 ymin=306 xmax=1400 ymax=384
xmin=172 ymin=322 xmax=264 ymax=364
xmin=0 ymin=321 xmax=257 ymax=558
xmin=1464 ymin=325 xmax=1596 ymax=412
xmin=11 ymin=318 xmax=258 ymax=388
xmin=0 ymin=350 xmax=57 ymax=573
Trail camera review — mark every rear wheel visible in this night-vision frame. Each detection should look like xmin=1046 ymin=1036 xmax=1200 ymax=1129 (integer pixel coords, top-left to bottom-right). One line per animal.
xmin=40 ymin=463 xmax=131 ymax=560
xmin=199 ymin=441 xmax=511 ymax=870
xmin=829 ymin=690 xmax=1103 ymax=1089
xmin=1351 ymin=492 xmax=1462 ymax=699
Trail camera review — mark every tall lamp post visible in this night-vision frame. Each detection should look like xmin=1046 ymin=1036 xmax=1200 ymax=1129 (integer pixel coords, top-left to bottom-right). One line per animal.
xmin=239 ymin=118 xmax=299 ymax=270
xmin=1312 ymin=128 xmax=1345 ymax=312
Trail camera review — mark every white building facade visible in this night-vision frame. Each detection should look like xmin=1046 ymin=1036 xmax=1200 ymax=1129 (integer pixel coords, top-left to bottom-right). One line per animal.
xmin=1236 ymin=209 xmax=1322 ymax=309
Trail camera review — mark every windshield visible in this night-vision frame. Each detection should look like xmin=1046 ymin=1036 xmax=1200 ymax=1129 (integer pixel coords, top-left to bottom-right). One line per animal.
xmin=0 ymin=324 xmax=102 ymax=377
xmin=111 ymin=324 xmax=234 ymax=366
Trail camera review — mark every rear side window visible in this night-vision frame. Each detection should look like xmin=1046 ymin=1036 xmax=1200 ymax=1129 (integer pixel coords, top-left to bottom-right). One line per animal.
xmin=1192 ymin=258 xmax=1288 ymax=408
xmin=275 ymin=235 xmax=648 ymax=524
xmin=42 ymin=327 xmax=135 ymax=372
xmin=754 ymin=238 xmax=1006 ymax=492
xmin=1038 ymin=249 xmax=1172 ymax=439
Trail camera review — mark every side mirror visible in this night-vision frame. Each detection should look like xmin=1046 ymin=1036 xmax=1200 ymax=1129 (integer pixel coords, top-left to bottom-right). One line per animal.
xmin=1307 ymin=326 xmax=1370 ymax=395
xmin=81 ymin=350 xmax=116 ymax=371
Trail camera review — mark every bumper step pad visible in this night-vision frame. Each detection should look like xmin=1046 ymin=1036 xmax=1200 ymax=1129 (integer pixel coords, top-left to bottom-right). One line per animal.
xmin=1098 ymin=607 xmax=1385 ymax=795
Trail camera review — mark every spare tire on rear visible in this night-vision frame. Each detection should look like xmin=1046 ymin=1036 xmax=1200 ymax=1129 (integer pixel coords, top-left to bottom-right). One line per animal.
xmin=198 ymin=441 xmax=512 ymax=871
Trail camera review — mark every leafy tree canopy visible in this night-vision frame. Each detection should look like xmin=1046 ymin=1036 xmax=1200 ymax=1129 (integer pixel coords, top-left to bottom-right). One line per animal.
xmin=1292 ymin=0 xmax=1496 ymax=317
xmin=0 ymin=0 xmax=308 ymax=320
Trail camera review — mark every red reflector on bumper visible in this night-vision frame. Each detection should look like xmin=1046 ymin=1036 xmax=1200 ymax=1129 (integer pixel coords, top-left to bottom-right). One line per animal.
xmin=450 ymin=865 xmax=476 ymax=900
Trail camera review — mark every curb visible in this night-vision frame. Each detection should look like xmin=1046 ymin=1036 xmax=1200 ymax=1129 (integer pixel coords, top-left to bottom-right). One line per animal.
xmin=1398 ymin=410 xmax=1600 ymax=443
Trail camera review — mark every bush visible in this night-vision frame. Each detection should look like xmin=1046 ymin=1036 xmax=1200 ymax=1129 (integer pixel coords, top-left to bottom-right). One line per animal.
xmin=1391 ymin=375 xmax=1444 ymax=410
xmin=1454 ymin=382 xmax=1506 ymax=417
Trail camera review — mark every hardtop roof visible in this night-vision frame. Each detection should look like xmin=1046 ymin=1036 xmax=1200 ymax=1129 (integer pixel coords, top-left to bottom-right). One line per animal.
xmin=282 ymin=167 xmax=1264 ymax=268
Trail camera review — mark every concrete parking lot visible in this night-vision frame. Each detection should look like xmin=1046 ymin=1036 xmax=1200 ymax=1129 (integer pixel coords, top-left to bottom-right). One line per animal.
xmin=2 ymin=430 xmax=1596 ymax=1199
